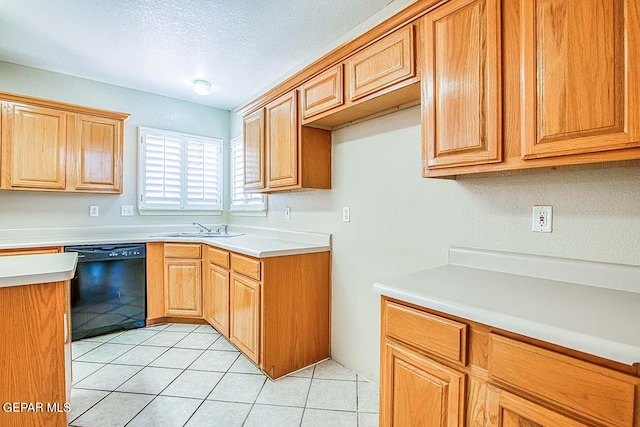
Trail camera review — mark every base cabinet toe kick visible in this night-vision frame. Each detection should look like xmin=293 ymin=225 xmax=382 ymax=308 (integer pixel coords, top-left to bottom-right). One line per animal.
xmin=147 ymin=242 xmax=331 ymax=379
xmin=379 ymin=297 xmax=640 ymax=427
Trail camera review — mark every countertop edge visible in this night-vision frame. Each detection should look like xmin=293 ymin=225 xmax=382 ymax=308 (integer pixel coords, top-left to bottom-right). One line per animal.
xmin=372 ymin=281 xmax=640 ymax=366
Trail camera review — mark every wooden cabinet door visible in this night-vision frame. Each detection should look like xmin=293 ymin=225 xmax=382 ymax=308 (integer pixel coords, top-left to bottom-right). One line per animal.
xmin=266 ymin=91 xmax=298 ymax=189
xmin=347 ymin=25 xmax=415 ymax=101
xmin=521 ymin=0 xmax=640 ymax=159
xmin=203 ymin=261 xmax=230 ymax=337
xmin=243 ymin=109 xmax=265 ymax=190
xmin=2 ymin=102 xmax=67 ymax=189
xmin=230 ymin=273 xmax=260 ymax=364
xmin=300 ymin=64 xmax=344 ymax=118
xmin=423 ymin=0 xmax=501 ymax=169
xmin=381 ymin=339 xmax=465 ymax=427
xmin=164 ymin=259 xmax=202 ymax=317
xmin=70 ymin=114 xmax=122 ymax=192
xmin=485 ymin=384 xmax=590 ymax=427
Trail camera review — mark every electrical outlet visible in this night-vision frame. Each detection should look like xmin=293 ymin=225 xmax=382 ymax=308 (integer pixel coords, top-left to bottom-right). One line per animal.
xmin=89 ymin=205 xmax=99 ymax=217
xmin=121 ymin=205 xmax=134 ymax=216
xmin=342 ymin=206 xmax=350 ymax=222
xmin=532 ymin=205 xmax=552 ymax=232
xmin=285 ymin=207 xmax=291 ymax=220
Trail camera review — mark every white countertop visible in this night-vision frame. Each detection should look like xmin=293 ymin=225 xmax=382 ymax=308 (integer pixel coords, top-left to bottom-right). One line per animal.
xmin=0 ymin=225 xmax=332 ymax=258
xmin=373 ymin=247 xmax=640 ymax=366
xmin=0 ymin=252 xmax=78 ymax=288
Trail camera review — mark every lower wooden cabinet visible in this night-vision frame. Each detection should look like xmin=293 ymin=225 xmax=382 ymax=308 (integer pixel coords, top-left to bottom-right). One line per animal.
xmin=229 ymin=273 xmax=260 ymax=364
xmin=0 ymin=280 xmax=71 ymax=426
xmin=380 ymin=297 xmax=640 ymax=427
xmin=381 ymin=339 xmax=465 ymax=427
xmin=485 ymin=385 xmax=590 ymax=427
xmin=203 ymin=262 xmax=230 ymax=337
xmin=164 ymin=258 xmax=202 ymax=317
xmin=147 ymin=242 xmax=331 ymax=379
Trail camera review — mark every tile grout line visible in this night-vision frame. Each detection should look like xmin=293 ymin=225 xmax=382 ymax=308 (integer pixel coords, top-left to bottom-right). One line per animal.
xmin=298 ymin=364 xmax=316 ymax=426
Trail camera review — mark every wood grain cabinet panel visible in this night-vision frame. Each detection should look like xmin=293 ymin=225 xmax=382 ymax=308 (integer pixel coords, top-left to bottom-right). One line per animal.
xmin=0 ymin=281 xmax=70 ymax=426
xmin=203 ymin=261 xmax=230 ymax=337
xmin=422 ymin=0 xmax=502 ymax=169
xmin=70 ymin=114 xmax=122 ymax=192
xmin=231 ymin=253 xmax=262 ymax=281
xmin=488 ymin=333 xmax=640 ymax=427
xmin=164 ymin=259 xmax=202 ymax=317
xmin=485 ymin=384 xmax=590 ymax=427
xmin=300 ymin=65 xmax=344 ymax=118
xmin=521 ymin=0 xmax=640 ymax=159
xmin=381 ymin=339 xmax=465 ymax=427
xmin=243 ymin=109 xmax=265 ymax=190
xmin=266 ymin=91 xmax=298 ymax=188
xmin=347 ymin=25 xmax=415 ymax=101
xmin=2 ymin=102 xmax=67 ymax=190
xmin=230 ymin=273 xmax=260 ymax=364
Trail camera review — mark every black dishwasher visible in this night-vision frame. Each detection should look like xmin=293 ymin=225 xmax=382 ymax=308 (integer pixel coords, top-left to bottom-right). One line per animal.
xmin=65 ymin=243 xmax=146 ymax=341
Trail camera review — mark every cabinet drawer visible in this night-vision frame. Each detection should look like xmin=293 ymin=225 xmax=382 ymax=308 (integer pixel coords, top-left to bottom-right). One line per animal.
xmin=164 ymin=243 xmax=201 ymax=259
xmin=347 ymin=25 xmax=415 ymax=101
xmin=206 ymin=246 xmax=229 ymax=269
xmin=231 ymin=254 xmax=261 ymax=281
xmin=300 ymin=64 xmax=344 ymax=118
xmin=488 ymin=334 xmax=640 ymax=427
xmin=0 ymin=247 xmax=62 ymax=256
xmin=384 ymin=300 xmax=467 ymax=365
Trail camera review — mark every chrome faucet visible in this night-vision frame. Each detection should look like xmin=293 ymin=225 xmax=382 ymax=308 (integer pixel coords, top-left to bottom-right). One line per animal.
xmin=216 ymin=224 xmax=228 ymax=235
xmin=193 ymin=222 xmax=212 ymax=233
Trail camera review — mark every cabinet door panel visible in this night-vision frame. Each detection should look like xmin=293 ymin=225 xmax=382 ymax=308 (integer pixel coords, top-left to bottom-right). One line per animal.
xmin=266 ymin=91 xmax=298 ymax=188
xmin=485 ymin=385 xmax=590 ymax=427
xmin=423 ymin=0 xmax=502 ymax=168
xmin=71 ymin=114 xmax=122 ymax=192
xmin=348 ymin=25 xmax=415 ymax=101
xmin=164 ymin=260 xmax=202 ymax=317
xmin=230 ymin=274 xmax=260 ymax=364
xmin=243 ymin=109 xmax=265 ymax=190
xmin=381 ymin=339 xmax=465 ymax=427
xmin=521 ymin=0 xmax=640 ymax=158
xmin=204 ymin=262 xmax=230 ymax=337
xmin=301 ymin=64 xmax=344 ymax=118
xmin=3 ymin=103 xmax=67 ymax=189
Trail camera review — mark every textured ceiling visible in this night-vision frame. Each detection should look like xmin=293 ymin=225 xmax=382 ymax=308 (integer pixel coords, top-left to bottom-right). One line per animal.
xmin=0 ymin=0 xmax=397 ymax=110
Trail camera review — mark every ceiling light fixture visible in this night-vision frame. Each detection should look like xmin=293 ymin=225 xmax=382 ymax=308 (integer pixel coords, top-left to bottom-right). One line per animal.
xmin=193 ymin=79 xmax=212 ymax=96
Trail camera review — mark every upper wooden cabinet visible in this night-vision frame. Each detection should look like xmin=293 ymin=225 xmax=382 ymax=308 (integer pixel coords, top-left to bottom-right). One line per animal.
xmin=520 ymin=0 xmax=640 ymax=159
xmin=243 ymin=109 xmax=265 ymax=190
xmin=266 ymin=91 xmax=299 ymax=188
xmin=243 ymin=90 xmax=331 ymax=193
xmin=70 ymin=114 xmax=123 ymax=192
xmin=347 ymin=25 xmax=415 ymax=102
xmin=300 ymin=65 xmax=344 ymax=119
xmin=422 ymin=0 xmax=501 ymax=169
xmin=2 ymin=103 xmax=67 ymax=190
xmin=0 ymin=92 xmax=129 ymax=193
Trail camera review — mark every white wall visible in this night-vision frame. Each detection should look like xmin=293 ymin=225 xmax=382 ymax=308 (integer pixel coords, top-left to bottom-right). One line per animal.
xmin=0 ymin=61 xmax=230 ymax=229
xmin=229 ymin=106 xmax=640 ymax=382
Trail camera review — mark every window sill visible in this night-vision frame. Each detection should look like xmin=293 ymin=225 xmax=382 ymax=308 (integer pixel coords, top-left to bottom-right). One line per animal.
xmin=230 ymin=210 xmax=268 ymax=217
xmin=138 ymin=209 xmax=223 ymax=216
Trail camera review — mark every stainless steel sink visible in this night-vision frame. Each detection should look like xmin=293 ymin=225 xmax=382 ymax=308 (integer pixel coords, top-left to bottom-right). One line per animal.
xmin=153 ymin=232 xmax=243 ymax=238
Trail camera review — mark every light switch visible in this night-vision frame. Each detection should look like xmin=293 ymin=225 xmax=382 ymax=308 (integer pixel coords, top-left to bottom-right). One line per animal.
xmin=121 ymin=205 xmax=134 ymax=216
xmin=89 ymin=206 xmax=99 ymax=217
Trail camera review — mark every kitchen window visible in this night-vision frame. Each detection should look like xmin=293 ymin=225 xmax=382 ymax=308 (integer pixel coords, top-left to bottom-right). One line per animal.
xmin=230 ymin=135 xmax=266 ymax=213
xmin=138 ymin=127 xmax=223 ymax=213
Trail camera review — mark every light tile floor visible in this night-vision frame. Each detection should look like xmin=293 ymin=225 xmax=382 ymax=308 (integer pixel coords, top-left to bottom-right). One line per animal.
xmin=69 ymin=323 xmax=379 ymax=427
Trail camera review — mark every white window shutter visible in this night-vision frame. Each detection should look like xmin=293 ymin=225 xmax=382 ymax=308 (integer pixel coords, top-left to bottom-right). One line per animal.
xmin=230 ymin=135 xmax=266 ymax=211
xmin=139 ymin=127 xmax=223 ymax=212
xmin=141 ymin=134 xmax=183 ymax=209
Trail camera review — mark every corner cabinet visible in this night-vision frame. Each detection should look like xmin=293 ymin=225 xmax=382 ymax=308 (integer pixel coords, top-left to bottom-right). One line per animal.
xmin=242 ymin=90 xmax=332 ymax=193
xmin=0 ymin=92 xmax=128 ymax=193
xmin=146 ymin=242 xmax=331 ymax=379
xmin=380 ymin=297 xmax=640 ymax=427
